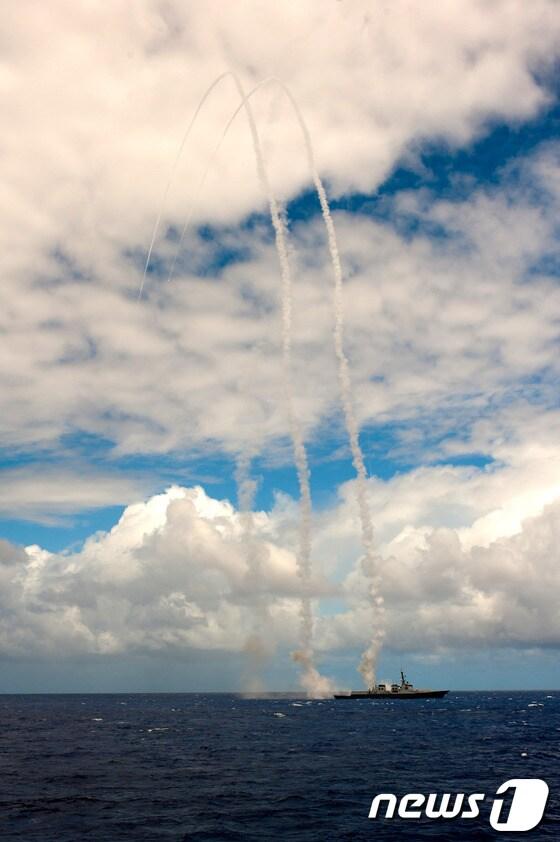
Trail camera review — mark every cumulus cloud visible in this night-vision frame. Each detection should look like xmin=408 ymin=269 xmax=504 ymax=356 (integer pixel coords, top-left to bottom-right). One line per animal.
xmin=326 ymin=499 xmax=560 ymax=656
xmin=2 ymin=471 xmax=559 ymax=666
xmin=2 ymin=486 xmax=327 ymax=659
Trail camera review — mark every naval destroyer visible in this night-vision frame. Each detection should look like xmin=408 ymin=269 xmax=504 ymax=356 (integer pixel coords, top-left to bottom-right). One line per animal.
xmin=334 ymin=671 xmax=448 ymax=700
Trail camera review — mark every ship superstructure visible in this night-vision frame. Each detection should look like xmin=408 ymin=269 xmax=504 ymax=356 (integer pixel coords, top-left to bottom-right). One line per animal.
xmin=334 ymin=671 xmax=448 ymax=700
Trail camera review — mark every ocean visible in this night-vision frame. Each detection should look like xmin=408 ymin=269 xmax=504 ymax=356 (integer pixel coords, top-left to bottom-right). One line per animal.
xmin=1 ymin=691 xmax=558 ymax=840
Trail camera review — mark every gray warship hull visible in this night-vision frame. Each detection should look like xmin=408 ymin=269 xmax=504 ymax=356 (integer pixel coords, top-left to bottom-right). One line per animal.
xmin=334 ymin=689 xmax=448 ymax=700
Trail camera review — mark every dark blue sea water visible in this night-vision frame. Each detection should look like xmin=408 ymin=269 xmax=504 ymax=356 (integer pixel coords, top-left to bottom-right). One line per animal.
xmin=1 ymin=691 xmax=558 ymax=841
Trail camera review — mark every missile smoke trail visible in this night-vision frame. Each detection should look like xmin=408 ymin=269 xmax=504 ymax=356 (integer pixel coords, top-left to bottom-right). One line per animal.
xmin=235 ymin=451 xmax=259 ymax=584
xmin=229 ymin=74 xmax=331 ymax=697
xmin=235 ymin=452 xmax=269 ymax=694
xmin=142 ymin=75 xmax=383 ymax=688
xmin=141 ymin=72 xmax=331 ymax=695
xmin=163 ymin=77 xmax=273 ymax=287
xmin=273 ymin=87 xmax=386 ymax=688
xmin=195 ymin=76 xmax=384 ymax=687
xmin=138 ymin=72 xmax=232 ymax=301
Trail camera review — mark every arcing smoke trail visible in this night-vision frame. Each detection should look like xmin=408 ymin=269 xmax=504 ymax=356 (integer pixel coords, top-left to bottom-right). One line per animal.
xmin=229 ymin=74 xmax=331 ymax=698
xmin=157 ymin=77 xmax=380 ymax=578
xmin=249 ymin=79 xmax=385 ymax=688
xmin=140 ymin=73 xmax=331 ymax=696
xmin=141 ymin=75 xmax=383 ymax=688
xmin=280 ymin=94 xmax=385 ymax=689
xmin=138 ymin=72 xmax=232 ymax=300
xmin=164 ymin=77 xmax=286 ymax=287
xmin=206 ymin=78 xmax=384 ymax=687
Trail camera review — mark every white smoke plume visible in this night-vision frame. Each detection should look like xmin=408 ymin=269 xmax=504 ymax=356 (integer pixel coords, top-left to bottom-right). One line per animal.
xmin=357 ymin=637 xmax=383 ymax=690
xmin=235 ymin=452 xmax=271 ymax=693
xmin=269 ymin=81 xmax=386 ymax=688
xmin=141 ymin=72 xmax=332 ymax=695
xmin=210 ymin=76 xmax=386 ymax=688
xmin=292 ymin=649 xmax=334 ymax=699
xmin=186 ymin=76 xmax=385 ymax=687
xmin=231 ymin=73 xmax=332 ymax=697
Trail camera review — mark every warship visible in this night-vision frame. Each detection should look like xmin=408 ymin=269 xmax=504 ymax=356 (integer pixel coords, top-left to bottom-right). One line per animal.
xmin=334 ymin=671 xmax=448 ymax=700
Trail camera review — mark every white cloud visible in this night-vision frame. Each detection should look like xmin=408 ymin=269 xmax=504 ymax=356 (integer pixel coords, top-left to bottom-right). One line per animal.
xmin=2 ymin=464 xmax=559 ymax=664
xmin=0 ymin=0 xmax=559 ymax=459
xmin=0 ymin=466 xmax=152 ymax=522
xmin=3 ymin=0 xmax=558 ymax=242
xmin=362 ymin=498 xmax=560 ymax=652
xmin=0 ymin=145 xmax=559 ymax=459
xmin=5 ymin=485 xmax=326 ymax=659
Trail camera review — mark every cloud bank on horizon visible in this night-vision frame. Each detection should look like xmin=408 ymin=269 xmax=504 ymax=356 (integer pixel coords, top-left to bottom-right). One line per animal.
xmin=1 ymin=0 xmax=560 ymax=688
xmin=8 ymin=475 xmax=560 ymax=661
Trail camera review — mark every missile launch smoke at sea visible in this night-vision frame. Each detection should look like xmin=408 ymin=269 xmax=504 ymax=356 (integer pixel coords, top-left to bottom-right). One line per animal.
xmin=140 ymin=73 xmax=383 ymax=693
